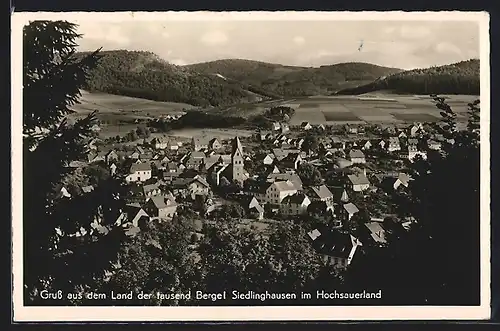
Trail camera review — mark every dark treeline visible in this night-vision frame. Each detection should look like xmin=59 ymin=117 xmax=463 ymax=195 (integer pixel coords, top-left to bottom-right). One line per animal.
xmin=74 ymin=50 xmax=256 ymax=107
xmin=149 ymin=111 xmax=247 ymax=132
xmin=336 ymin=59 xmax=479 ymax=95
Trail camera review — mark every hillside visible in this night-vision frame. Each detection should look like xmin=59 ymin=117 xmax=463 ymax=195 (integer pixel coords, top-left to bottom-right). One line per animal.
xmin=335 ymin=59 xmax=480 ymax=95
xmin=186 ymin=60 xmax=402 ymax=97
xmin=76 ymin=50 xmax=267 ymax=107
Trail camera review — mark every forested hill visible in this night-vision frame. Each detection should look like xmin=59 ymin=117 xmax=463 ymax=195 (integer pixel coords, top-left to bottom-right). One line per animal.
xmin=335 ymin=59 xmax=480 ymax=95
xmin=186 ymin=59 xmax=402 ymax=97
xmin=76 ymin=50 xmax=266 ymax=107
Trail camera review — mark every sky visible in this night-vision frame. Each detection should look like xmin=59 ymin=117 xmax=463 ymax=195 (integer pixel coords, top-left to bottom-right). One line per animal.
xmin=75 ymin=19 xmax=480 ymax=70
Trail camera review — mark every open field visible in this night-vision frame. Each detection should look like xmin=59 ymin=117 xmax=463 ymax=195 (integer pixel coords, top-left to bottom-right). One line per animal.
xmin=68 ymin=91 xmax=196 ymax=125
xmin=168 ymin=128 xmax=255 ymax=139
xmin=283 ymin=93 xmax=478 ymax=126
xmin=71 ymin=91 xmax=196 ymax=115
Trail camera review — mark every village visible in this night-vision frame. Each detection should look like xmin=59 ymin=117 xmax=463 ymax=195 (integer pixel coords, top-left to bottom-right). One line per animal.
xmin=56 ymin=116 xmax=450 ymax=270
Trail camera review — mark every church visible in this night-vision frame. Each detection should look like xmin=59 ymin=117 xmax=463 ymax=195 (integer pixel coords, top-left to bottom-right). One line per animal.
xmin=208 ymin=136 xmax=247 ymax=186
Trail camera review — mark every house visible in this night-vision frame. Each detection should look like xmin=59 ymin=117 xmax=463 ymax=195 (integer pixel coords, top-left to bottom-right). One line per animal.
xmin=172 ymin=175 xmax=210 ymax=198
xmin=272 ymin=122 xmax=281 ymax=131
xmin=55 ymin=186 xmax=72 ymax=199
xmin=407 ymin=145 xmax=427 ymax=162
xmin=272 ymin=148 xmax=301 ymax=162
xmin=239 ymin=196 xmax=265 ymax=220
xmin=129 ymin=151 xmax=140 ymax=160
xmin=307 ymin=185 xmax=334 ymax=206
xmin=167 ymin=139 xmax=180 ymax=151
xmin=427 ymin=139 xmax=442 ymax=151
xmin=364 ymin=222 xmax=387 ymax=246
xmin=393 ymin=173 xmax=412 ymax=190
xmin=387 ymin=137 xmax=401 ymax=152
xmin=109 ymin=163 xmax=117 ymax=176
xmin=301 ymin=122 xmax=312 ymax=131
xmin=126 ymin=163 xmax=152 ymax=183
xmin=280 ymin=123 xmax=290 ymax=133
xmin=208 ymin=163 xmax=229 ymax=186
xmin=87 ymin=151 xmax=105 ymax=164
xmin=361 ymin=140 xmax=372 ymax=150
xmin=307 ymin=229 xmax=361 ymax=268
xmin=115 ymin=204 xmax=150 ymax=228
xmin=330 ymin=186 xmax=349 ymax=204
xmin=280 ymin=152 xmax=302 ymax=170
xmin=258 ymin=130 xmax=274 ymax=141
xmin=252 ymin=180 xmax=298 ymax=205
xmin=378 ymin=139 xmax=386 ymax=150
xmin=258 ymin=153 xmax=275 ymax=165
xmin=151 ymin=137 xmax=169 ymax=150
xmin=348 ymin=149 xmax=366 ymax=164
xmin=82 ymin=185 xmax=94 ymax=194
xmin=331 ymin=137 xmax=346 ymax=150
xmin=294 ymin=138 xmax=305 ymax=149
xmin=185 ymin=151 xmax=206 ymax=169
xmin=307 ymin=201 xmax=341 ymax=228
xmin=105 ymin=150 xmax=119 ymax=164
xmin=409 ymin=124 xmax=421 ymax=137
xmin=398 ymin=131 xmax=407 ymax=139
xmin=143 ymin=195 xmax=177 ymax=220
xmin=407 ymin=138 xmax=418 ymax=147
xmin=341 ymin=202 xmax=359 ymax=221
xmin=139 ymin=152 xmax=154 ymax=163
xmin=280 ymin=193 xmax=311 ymax=216
xmin=267 ymin=172 xmax=303 ymax=190
xmin=208 ymin=138 xmax=222 ymax=151
xmin=192 ymin=136 xmax=210 ymax=151
xmin=347 ymin=172 xmax=370 ymax=192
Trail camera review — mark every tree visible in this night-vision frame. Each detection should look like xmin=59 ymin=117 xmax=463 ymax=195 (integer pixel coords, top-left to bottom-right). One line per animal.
xmin=301 ymin=134 xmax=319 ymax=153
xmin=100 ymin=217 xmax=198 ymax=306
xmin=297 ymin=163 xmax=323 ymax=186
xmin=23 ymin=21 xmax=124 ymax=304
xmin=346 ymin=95 xmax=481 ymax=305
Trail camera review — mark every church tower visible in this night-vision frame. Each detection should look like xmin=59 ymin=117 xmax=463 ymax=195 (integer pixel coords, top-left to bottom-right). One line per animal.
xmin=231 ymin=136 xmax=245 ymax=182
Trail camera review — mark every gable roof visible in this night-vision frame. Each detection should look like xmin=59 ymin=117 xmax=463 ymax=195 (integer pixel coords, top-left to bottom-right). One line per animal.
xmin=397 ymin=173 xmax=412 ymax=186
xmin=130 ymin=162 xmax=151 ymax=173
xmin=309 ymin=185 xmax=333 ymax=200
xmin=347 ymin=173 xmax=370 ymax=186
xmin=273 ymin=180 xmax=298 ymax=192
xmin=343 ymin=202 xmax=359 ymax=214
xmin=309 ymin=229 xmax=360 ymax=259
xmin=349 ymin=149 xmax=365 ymax=158
xmin=192 ymin=135 xmax=211 ymax=146
xmin=365 ymin=222 xmax=387 ymax=244
xmin=282 ymin=192 xmax=309 ymax=204
xmin=307 ymin=200 xmax=334 ymax=215
xmin=330 ymin=186 xmax=349 ymax=202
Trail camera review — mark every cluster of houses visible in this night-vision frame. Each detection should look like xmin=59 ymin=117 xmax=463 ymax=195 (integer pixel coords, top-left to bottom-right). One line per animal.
xmin=57 ymin=119 xmax=435 ymax=269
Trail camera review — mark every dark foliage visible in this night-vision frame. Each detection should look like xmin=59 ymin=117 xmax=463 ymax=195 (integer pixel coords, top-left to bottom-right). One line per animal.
xmin=336 ymin=59 xmax=479 ymax=95
xmin=74 ymin=50 xmax=261 ymax=107
xmin=23 ymin=21 xmax=125 ymax=304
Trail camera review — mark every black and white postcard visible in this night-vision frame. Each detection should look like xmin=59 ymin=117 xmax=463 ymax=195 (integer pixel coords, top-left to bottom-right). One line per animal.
xmin=11 ymin=11 xmax=491 ymax=321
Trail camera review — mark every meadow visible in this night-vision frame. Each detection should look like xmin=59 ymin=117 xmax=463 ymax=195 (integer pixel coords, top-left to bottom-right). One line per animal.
xmin=68 ymin=91 xmax=197 ymax=136
xmin=284 ymin=93 xmax=478 ymax=126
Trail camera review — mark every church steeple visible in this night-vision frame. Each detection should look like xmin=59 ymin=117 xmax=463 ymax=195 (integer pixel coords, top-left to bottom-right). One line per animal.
xmin=231 ymin=136 xmax=243 ymax=157
xmin=230 ymin=136 xmax=245 ymax=182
